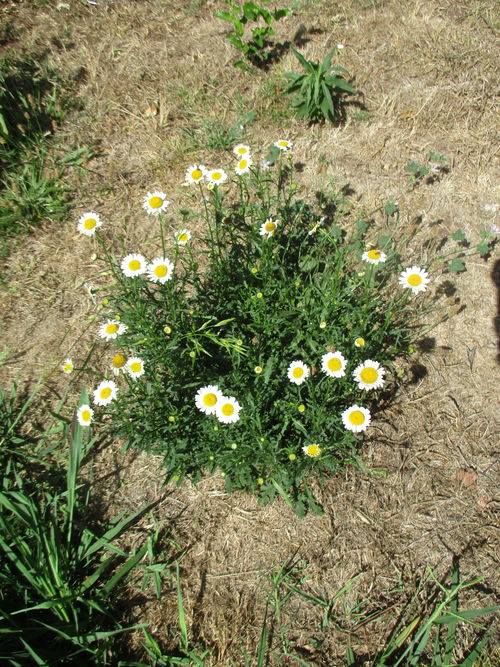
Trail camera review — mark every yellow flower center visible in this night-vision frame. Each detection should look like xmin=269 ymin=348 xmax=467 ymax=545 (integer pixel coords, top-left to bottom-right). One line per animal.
xmin=307 ymin=445 xmax=320 ymax=457
xmin=64 ymin=363 xmax=72 ymax=371
xmin=408 ymin=273 xmax=422 ymax=286
xmin=355 ymin=338 xmax=365 ymax=347
xmin=327 ymin=357 xmax=342 ymax=372
xmin=106 ymin=323 xmax=119 ymax=335
xmin=222 ymin=403 xmax=235 ymax=416
xmin=130 ymin=362 xmax=142 ymax=373
xmin=149 ymin=196 xmax=163 ymax=209
xmin=292 ymin=367 xmax=304 ymax=378
xmin=367 ymin=249 xmax=381 ymax=260
xmin=349 ymin=410 xmax=365 ymax=425
xmin=239 ymin=159 xmax=247 ymax=169
xmin=100 ymin=387 xmax=112 ymax=399
xmin=237 ymin=147 xmax=247 ymax=154
xmin=81 ymin=410 xmax=91 ymax=422
xmin=84 ymin=218 xmax=96 ymax=230
xmin=112 ymin=354 xmax=126 ymax=368
xmin=264 ymin=221 xmax=276 ymax=232
xmin=360 ymin=367 xmax=378 ymax=384
xmin=178 ymin=233 xmax=188 ymax=243
xmin=191 ymin=169 xmax=202 ymax=180
xmin=129 ymin=259 xmax=141 ymax=271
xmin=154 ymin=265 xmax=168 ymax=278
xmin=212 ymin=172 xmax=222 ymax=181
xmin=278 ymin=141 xmax=288 ymax=147
xmin=203 ymin=393 xmax=217 ymax=407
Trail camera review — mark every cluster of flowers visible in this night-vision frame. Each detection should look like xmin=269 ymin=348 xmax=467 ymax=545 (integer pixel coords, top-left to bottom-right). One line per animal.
xmin=70 ymin=141 xmax=431 ymax=467
xmin=183 ymin=139 xmax=293 ymax=189
xmin=74 ymin=351 xmax=146 ymax=427
xmin=194 ymin=385 xmax=242 ymax=424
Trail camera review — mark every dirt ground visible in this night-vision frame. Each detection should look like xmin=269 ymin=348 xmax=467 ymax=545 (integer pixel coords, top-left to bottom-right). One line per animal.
xmin=0 ymin=0 xmax=499 ymax=664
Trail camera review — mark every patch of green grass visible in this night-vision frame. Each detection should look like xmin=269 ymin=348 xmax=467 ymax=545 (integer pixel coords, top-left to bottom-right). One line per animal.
xmin=0 ymin=382 xmax=178 ymax=665
xmin=0 ymin=53 xmax=89 ymax=258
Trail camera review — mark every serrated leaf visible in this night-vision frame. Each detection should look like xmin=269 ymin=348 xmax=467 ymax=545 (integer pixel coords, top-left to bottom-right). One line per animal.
xmin=451 ymin=229 xmax=466 ymax=241
xmin=405 ymin=161 xmax=420 ymax=173
xmin=476 ymin=240 xmax=490 ymax=257
xmin=448 ymin=257 xmax=466 ymax=273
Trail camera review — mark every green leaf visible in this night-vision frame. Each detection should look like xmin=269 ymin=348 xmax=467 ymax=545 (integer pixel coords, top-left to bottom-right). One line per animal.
xmin=448 ymin=257 xmax=466 ymax=273
xmin=476 ymin=240 xmax=490 ymax=257
xmin=451 ymin=229 xmax=466 ymax=241
xmin=273 ymin=8 xmax=290 ymax=20
xmin=291 ymin=48 xmax=315 ymax=75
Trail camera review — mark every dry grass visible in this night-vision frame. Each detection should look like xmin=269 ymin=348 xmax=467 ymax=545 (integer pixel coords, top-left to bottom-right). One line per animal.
xmin=0 ymin=0 xmax=499 ymax=663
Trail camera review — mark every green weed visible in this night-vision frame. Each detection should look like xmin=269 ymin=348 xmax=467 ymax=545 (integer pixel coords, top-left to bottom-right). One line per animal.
xmin=284 ymin=47 xmax=358 ymax=124
xmin=216 ymin=0 xmax=291 ymax=69
xmin=0 ymin=385 xmax=170 ymax=665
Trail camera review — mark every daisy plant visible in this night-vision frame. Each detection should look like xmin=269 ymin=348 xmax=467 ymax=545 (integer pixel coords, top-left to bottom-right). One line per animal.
xmin=74 ymin=142 xmax=495 ymax=515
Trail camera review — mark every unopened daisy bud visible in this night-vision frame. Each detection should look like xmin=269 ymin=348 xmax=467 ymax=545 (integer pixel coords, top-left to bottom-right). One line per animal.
xmin=254 ymin=365 xmax=263 ymax=374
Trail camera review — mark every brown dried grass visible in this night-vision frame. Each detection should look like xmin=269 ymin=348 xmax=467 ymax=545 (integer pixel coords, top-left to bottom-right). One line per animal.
xmin=0 ymin=0 xmax=499 ymax=663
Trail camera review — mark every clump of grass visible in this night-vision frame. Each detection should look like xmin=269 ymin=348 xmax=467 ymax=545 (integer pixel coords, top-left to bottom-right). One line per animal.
xmin=0 ymin=53 xmax=88 ymax=258
xmin=71 ymin=140 xmax=477 ymax=515
xmin=0 ymin=383 xmax=171 ymax=665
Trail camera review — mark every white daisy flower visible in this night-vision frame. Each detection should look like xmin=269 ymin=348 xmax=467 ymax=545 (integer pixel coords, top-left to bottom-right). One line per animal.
xmin=143 ymin=191 xmax=170 ymax=215
xmin=233 ymin=144 xmax=251 ymax=157
xmin=308 ymin=217 xmax=324 ymax=236
xmin=126 ymin=356 xmax=145 ymax=380
xmin=287 ymin=360 xmax=309 ymax=385
xmin=354 ymin=337 xmax=365 ymax=348
xmin=121 ymin=253 xmax=147 ymax=278
xmin=175 ymin=229 xmax=191 ymax=246
xmin=362 ymin=249 xmax=387 ymax=265
xmin=259 ymin=218 xmax=280 ymax=239
xmin=321 ymin=351 xmax=348 ymax=378
xmin=353 ymin=360 xmax=386 ymax=391
xmin=215 ymin=396 xmax=242 ymax=424
xmin=77 ymin=404 xmax=94 ymax=427
xmin=147 ymin=257 xmax=174 ymax=284
xmin=99 ymin=319 xmax=127 ymax=341
xmin=184 ymin=165 xmax=205 ymax=184
xmin=235 ymin=157 xmax=252 ymax=175
xmin=78 ymin=212 xmax=103 ymax=236
xmin=111 ymin=353 xmax=127 ymax=376
xmin=93 ymin=379 xmax=118 ymax=407
xmin=399 ymin=266 xmax=430 ymax=294
xmin=61 ymin=358 xmax=74 ymax=374
xmin=205 ymin=169 xmax=227 ymax=186
xmin=195 ymin=385 xmax=223 ymax=415
xmin=274 ymin=139 xmax=293 ymax=151
xmin=302 ymin=443 xmax=321 ymax=457
xmin=342 ymin=405 xmax=371 ymax=433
